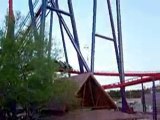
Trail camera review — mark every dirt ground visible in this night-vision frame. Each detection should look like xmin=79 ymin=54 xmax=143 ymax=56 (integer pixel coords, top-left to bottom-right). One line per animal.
xmin=40 ymin=109 xmax=151 ymax=120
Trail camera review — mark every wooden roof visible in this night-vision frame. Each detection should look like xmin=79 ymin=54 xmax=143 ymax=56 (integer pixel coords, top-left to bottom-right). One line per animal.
xmin=68 ymin=73 xmax=117 ymax=109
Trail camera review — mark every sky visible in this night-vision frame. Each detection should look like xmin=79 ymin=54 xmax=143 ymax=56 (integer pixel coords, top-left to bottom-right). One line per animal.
xmin=1 ymin=0 xmax=160 ymax=90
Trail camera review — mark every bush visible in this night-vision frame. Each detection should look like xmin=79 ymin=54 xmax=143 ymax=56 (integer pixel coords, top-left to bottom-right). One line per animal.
xmin=0 ymin=12 xmax=60 ymax=119
xmin=51 ymin=79 xmax=80 ymax=110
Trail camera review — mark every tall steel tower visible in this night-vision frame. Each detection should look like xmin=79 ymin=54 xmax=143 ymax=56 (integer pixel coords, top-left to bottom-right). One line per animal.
xmin=27 ymin=0 xmax=128 ymax=112
xmin=90 ymin=0 xmax=128 ymax=112
xmin=28 ymin=0 xmax=90 ymax=73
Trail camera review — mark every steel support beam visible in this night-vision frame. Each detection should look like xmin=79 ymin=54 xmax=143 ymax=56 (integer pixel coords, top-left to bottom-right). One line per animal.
xmin=91 ymin=0 xmax=97 ymax=72
xmin=95 ymin=34 xmax=114 ymax=41
xmin=7 ymin=0 xmax=15 ymax=39
xmin=28 ymin=0 xmax=38 ymax=38
xmin=106 ymin=0 xmax=120 ymax=71
xmin=56 ymin=0 xmax=70 ymax=73
xmin=47 ymin=6 xmax=71 ymax=16
xmin=116 ymin=0 xmax=127 ymax=112
xmin=106 ymin=0 xmax=128 ymax=112
xmin=40 ymin=0 xmax=47 ymax=40
xmin=48 ymin=10 xmax=53 ymax=58
xmin=152 ymin=80 xmax=157 ymax=120
xmin=141 ymin=83 xmax=146 ymax=112
xmin=9 ymin=0 xmax=14 ymax=19
xmin=68 ymin=0 xmax=84 ymax=73
xmin=59 ymin=17 xmax=90 ymax=71
xmin=50 ymin=1 xmax=89 ymax=71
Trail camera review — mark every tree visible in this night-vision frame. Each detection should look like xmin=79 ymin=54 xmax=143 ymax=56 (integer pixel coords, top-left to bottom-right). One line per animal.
xmin=0 ymin=12 xmax=60 ymax=119
xmin=51 ymin=79 xmax=80 ymax=111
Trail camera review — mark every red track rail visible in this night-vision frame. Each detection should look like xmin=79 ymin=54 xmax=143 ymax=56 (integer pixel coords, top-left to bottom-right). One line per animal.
xmin=9 ymin=0 xmax=14 ymax=18
xmin=60 ymin=69 xmax=160 ymax=89
xmin=102 ymin=74 xmax=160 ymax=89
xmin=60 ymin=69 xmax=160 ymax=77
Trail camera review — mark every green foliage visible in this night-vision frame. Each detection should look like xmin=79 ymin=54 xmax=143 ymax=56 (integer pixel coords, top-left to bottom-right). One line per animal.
xmin=109 ymin=90 xmax=142 ymax=99
xmin=0 ymin=15 xmax=59 ymax=112
xmin=51 ymin=79 xmax=80 ymax=110
xmin=0 ymin=12 xmax=79 ymax=120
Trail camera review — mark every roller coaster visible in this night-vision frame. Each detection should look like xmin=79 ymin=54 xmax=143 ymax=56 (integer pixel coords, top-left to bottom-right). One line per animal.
xmin=8 ymin=0 xmax=160 ymax=119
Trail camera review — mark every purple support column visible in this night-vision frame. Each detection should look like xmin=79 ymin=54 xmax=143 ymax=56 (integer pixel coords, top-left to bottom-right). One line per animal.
xmin=40 ymin=0 xmax=47 ymax=40
xmin=56 ymin=0 xmax=70 ymax=76
xmin=48 ymin=10 xmax=53 ymax=58
xmin=50 ymin=1 xmax=89 ymax=72
xmin=116 ymin=0 xmax=127 ymax=112
xmin=152 ymin=80 xmax=157 ymax=120
xmin=28 ymin=0 xmax=38 ymax=38
xmin=68 ymin=0 xmax=84 ymax=73
xmin=91 ymin=0 xmax=97 ymax=72
xmin=141 ymin=83 xmax=146 ymax=112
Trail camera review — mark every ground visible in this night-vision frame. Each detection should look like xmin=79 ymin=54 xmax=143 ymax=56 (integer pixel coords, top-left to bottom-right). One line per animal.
xmin=40 ymin=109 xmax=151 ymax=120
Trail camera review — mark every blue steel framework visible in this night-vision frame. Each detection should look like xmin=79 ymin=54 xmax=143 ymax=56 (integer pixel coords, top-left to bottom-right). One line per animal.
xmin=152 ymin=79 xmax=157 ymax=120
xmin=28 ymin=0 xmax=128 ymax=112
xmin=27 ymin=0 xmax=158 ymax=117
xmin=28 ymin=0 xmax=90 ymax=72
xmin=141 ymin=83 xmax=146 ymax=112
xmin=91 ymin=0 xmax=128 ymax=112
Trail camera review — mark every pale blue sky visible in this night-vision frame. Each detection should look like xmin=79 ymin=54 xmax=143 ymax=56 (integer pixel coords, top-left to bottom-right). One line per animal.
xmin=1 ymin=0 xmax=160 ymax=89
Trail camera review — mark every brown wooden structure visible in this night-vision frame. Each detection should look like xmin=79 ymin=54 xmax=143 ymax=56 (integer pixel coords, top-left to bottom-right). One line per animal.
xmin=43 ymin=73 xmax=117 ymax=116
xmin=69 ymin=73 xmax=117 ymax=109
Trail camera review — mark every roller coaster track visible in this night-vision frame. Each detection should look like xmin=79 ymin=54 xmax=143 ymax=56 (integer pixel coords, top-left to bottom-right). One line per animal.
xmin=16 ymin=1 xmax=160 ymax=91
xmin=59 ymin=69 xmax=160 ymax=89
xmin=59 ymin=69 xmax=160 ymax=77
xmin=102 ymin=75 xmax=160 ymax=89
xmin=16 ymin=0 xmax=52 ymax=52
xmin=16 ymin=0 xmax=52 ymax=38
